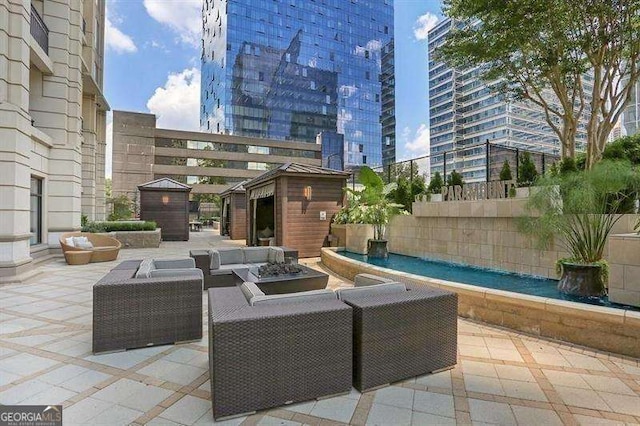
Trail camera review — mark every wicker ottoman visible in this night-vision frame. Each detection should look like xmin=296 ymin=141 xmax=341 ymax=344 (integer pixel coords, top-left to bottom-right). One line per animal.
xmin=64 ymin=250 xmax=93 ymax=265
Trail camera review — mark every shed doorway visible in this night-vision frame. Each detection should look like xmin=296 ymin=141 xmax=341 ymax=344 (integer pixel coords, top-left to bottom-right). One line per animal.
xmin=249 ymin=182 xmax=276 ymax=246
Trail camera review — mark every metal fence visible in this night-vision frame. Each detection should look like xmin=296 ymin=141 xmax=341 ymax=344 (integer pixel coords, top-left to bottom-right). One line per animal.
xmin=347 ymin=141 xmax=560 ymax=207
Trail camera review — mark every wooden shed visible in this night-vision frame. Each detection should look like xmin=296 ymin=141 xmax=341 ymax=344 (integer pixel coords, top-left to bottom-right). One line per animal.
xmin=220 ymin=180 xmax=248 ymax=240
xmin=243 ymin=163 xmax=350 ymax=258
xmin=138 ymin=178 xmax=192 ymax=241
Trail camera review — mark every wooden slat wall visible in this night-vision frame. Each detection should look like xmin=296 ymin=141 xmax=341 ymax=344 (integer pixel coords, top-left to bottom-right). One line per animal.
xmin=229 ymin=193 xmax=247 ymax=240
xmin=140 ymin=191 xmax=189 ymax=241
xmin=282 ymin=177 xmax=345 ymax=258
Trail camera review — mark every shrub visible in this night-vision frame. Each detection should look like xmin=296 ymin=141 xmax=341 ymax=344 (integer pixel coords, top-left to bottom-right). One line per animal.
xmin=446 ymin=170 xmax=464 ymax=187
xmin=499 ymin=160 xmax=513 ymax=181
xmin=517 ymin=152 xmax=538 ymax=186
xmin=602 ymin=134 xmax=640 ymax=164
xmin=82 ymin=221 xmax=157 ymax=232
xmin=427 ymin=171 xmax=444 ymax=194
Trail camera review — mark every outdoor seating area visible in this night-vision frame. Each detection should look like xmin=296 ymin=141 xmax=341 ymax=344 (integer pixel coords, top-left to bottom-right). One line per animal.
xmin=1 ymin=233 xmax=640 ymax=425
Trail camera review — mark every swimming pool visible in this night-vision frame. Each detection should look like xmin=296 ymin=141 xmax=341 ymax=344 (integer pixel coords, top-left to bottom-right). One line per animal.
xmin=338 ymin=250 xmax=639 ymax=312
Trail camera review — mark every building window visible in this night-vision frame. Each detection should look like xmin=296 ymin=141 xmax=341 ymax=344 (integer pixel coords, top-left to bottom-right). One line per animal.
xmin=258 ymin=71 xmax=264 ymax=81
xmin=363 ymin=155 xmax=367 ymax=164
xmin=365 ymin=71 xmax=370 ymax=80
xmin=30 ymin=177 xmax=43 ymax=246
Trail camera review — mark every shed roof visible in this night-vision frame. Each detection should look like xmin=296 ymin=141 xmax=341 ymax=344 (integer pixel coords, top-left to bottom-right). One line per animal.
xmin=244 ymin=163 xmax=351 ymax=188
xmin=219 ymin=180 xmax=249 ymax=197
xmin=137 ymin=177 xmax=192 ymax=192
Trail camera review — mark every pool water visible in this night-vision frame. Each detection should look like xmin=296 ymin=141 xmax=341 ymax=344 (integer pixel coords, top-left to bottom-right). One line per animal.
xmin=339 ymin=251 xmax=639 ymax=312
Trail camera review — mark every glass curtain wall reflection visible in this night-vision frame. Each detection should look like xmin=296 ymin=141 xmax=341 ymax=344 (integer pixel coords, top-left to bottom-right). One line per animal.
xmin=201 ymin=0 xmax=395 ymax=167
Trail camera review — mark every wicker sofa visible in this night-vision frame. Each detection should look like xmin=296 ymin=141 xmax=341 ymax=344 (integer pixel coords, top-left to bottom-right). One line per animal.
xmin=93 ymin=260 xmax=203 ymax=353
xmin=60 ymin=232 xmax=121 ymax=263
xmin=192 ymin=246 xmax=284 ymax=289
xmin=337 ymin=274 xmax=458 ymax=391
xmin=207 ymin=284 xmax=352 ymax=420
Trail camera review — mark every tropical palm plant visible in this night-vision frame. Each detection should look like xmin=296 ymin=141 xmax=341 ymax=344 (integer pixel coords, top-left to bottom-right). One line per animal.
xmin=519 ymin=160 xmax=640 ymax=283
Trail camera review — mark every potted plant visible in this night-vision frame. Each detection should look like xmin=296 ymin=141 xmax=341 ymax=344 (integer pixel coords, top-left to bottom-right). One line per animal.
xmin=427 ymin=171 xmax=444 ymax=201
xmin=515 ymin=152 xmax=538 ymax=198
xmin=340 ymin=167 xmax=406 ymax=258
xmin=519 ymin=160 xmax=640 ymax=297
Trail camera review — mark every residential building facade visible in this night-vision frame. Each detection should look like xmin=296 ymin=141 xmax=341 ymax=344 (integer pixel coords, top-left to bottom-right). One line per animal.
xmin=0 ymin=0 xmax=108 ymax=281
xmin=427 ymin=18 xmax=589 ymax=183
xmin=112 ymin=110 xmax=322 ymax=201
xmin=622 ymin=79 xmax=639 ymax=136
xmin=200 ymin=0 xmax=395 ymax=168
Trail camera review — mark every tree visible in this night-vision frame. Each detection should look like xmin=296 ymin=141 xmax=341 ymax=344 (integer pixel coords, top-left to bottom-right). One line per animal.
xmin=517 ymin=152 xmax=538 ymax=186
xmin=499 ymin=160 xmax=513 ymax=181
xmin=447 ymin=170 xmax=464 ymax=187
xmin=108 ymin=195 xmax=133 ymax=221
xmin=439 ymin=0 xmax=640 ymax=168
xmin=427 ymin=171 xmax=444 ymax=194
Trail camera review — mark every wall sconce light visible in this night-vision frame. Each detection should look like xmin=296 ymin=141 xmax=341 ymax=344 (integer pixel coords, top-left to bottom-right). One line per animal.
xmin=303 ymin=186 xmax=313 ymax=201
xmin=162 ymin=195 xmax=170 ymax=205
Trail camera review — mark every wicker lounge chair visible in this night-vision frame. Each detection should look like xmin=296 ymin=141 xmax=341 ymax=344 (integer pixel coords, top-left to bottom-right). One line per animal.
xmin=93 ymin=260 xmax=203 ymax=353
xmin=338 ymin=274 xmax=458 ymax=391
xmin=207 ymin=285 xmax=352 ymax=420
xmin=60 ymin=232 xmax=122 ymax=263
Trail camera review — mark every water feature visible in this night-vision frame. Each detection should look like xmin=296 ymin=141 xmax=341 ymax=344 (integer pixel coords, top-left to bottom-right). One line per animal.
xmin=338 ymin=250 xmax=639 ymax=312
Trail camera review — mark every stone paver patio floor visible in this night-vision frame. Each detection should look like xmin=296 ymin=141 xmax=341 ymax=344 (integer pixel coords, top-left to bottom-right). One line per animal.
xmin=1 ymin=231 xmax=639 ymax=425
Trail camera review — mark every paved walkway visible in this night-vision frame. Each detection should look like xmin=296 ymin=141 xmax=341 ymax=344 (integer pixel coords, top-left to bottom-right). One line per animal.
xmin=1 ymin=231 xmax=639 ymax=425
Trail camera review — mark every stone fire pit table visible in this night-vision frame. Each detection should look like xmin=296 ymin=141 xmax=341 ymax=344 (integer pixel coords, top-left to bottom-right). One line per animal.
xmin=233 ymin=264 xmax=329 ymax=295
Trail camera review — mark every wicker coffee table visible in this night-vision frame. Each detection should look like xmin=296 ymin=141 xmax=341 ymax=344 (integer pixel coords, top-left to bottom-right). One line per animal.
xmin=234 ymin=264 xmax=328 ymax=295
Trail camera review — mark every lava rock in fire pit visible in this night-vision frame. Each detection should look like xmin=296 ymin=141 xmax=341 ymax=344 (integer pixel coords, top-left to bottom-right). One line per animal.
xmin=258 ymin=262 xmax=305 ymax=277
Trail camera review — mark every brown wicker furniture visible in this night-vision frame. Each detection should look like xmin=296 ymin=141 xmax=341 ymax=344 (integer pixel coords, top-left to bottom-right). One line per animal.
xmin=234 ymin=264 xmax=328 ymax=294
xmin=338 ymin=274 xmax=458 ymax=392
xmin=63 ymin=250 xmax=93 ymax=265
xmin=93 ymin=260 xmax=203 ymax=353
xmin=207 ymin=285 xmax=352 ymax=420
xmin=60 ymin=232 xmax=122 ymax=263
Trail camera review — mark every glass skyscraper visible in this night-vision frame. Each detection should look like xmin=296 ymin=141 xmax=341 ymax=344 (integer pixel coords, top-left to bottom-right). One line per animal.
xmin=200 ymin=0 xmax=395 ymax=168
xmin=622 ymin=78 xmax=639 ymax=136
xmin=428 ymin=18 xmax=590 ymax=183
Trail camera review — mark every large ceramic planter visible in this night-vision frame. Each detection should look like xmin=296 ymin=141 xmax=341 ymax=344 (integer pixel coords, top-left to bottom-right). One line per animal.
xmin=367 ymin=239 xmax=388 ymax=259
xmin=558 ymin=262 xmax=606 ymax=297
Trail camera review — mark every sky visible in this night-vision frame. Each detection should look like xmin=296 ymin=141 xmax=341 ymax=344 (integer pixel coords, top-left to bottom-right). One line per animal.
xmin=104 ymin=0 xmax=445 ymax=177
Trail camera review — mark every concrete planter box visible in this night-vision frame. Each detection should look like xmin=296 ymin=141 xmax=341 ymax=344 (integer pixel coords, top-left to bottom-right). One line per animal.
xmin=100 ymin=229 xmax=162 ymax=249
xmin=330 ymin=223 xmax=374 ymax=254
xmin=609 ymin=233 xmax=640 ymax=308
xmin=515 ymin=187 xmax=530 ymax=198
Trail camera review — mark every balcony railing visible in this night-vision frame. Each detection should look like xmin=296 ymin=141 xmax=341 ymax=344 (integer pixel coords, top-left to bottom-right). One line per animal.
xmin=30 ymin=5 xmax=49 ymax=54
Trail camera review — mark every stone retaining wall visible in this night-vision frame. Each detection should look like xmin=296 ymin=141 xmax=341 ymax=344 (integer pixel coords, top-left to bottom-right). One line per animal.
xmin=321 ymin=247 xmax=640 ymax=358
xmin=609 ymin=233 xmax=640 ymax=307
xmin=387 ymin=199 xmax=638 ymax=279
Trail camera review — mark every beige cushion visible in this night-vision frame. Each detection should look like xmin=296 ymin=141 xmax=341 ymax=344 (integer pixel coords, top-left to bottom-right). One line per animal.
xmin=354 ymin=273 xmax=394 ymax=287
xmin=217 ymin=248 xmax=244 ymax=265
xmin=336 ymin=282 xmax=407 ymax=300
xmin=251 ymin=289 xmax=336 ymax=306
xmin=240 ymin=282 xmax=265 ymax=303
xmin=243 ymin=247 xmax=270 ymax=264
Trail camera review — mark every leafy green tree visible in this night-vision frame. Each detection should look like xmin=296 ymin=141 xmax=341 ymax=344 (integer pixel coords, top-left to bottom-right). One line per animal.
xmin=447 ymin=170 xmax=464 ymax=187
xmin=108 ymin=195 xmax=133 ymax=221
xmin=439 ymin=0 xmax=640 ymax=167
xmin=517 ymin=153 xmax=538 ymax=186
xmin=427 ymin=171 xmax=444 ymax=194
xmin=499 ymin=160 xmax=513 ymax=181
xmin=602 ymin=134 xmax=640 ymax=165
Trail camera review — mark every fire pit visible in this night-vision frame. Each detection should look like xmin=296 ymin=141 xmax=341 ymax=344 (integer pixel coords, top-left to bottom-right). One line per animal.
xmin=257 ymin=262 xmax=305 ymax=278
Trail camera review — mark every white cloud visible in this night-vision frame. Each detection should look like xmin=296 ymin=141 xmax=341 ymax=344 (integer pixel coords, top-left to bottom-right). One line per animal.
xmin=105 ymin=114 xmax=113 ymax=178
xmin=147 ymin=67 xmax=201 ymax=131
xmin=105 ymin=6 xmax=137 ymax=54
xmin=143 ymin=0 xmax=201 ymax=46
xmin=405 ymin=124 xmax=430 ymax=157
xmin=413 ymin=12 xmax=439 ymax=41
